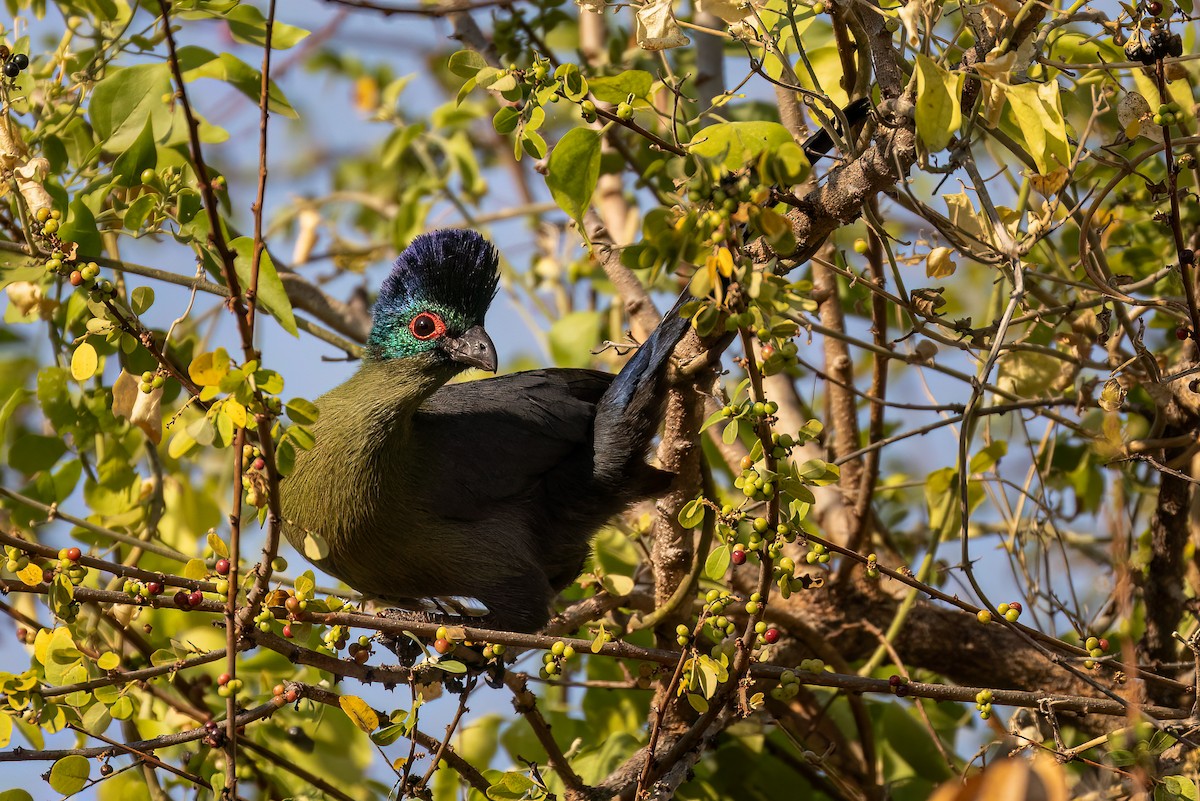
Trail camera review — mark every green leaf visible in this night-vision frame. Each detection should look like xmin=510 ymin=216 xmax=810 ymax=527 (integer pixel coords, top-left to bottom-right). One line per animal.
xmin=371 ymin=723 xmax=408 ymax=746
xmin=110 ymin=116 xmax=158 ymax=187
xmin=222 ymin=5 xmax=309 ymax=49
xmin=0 ymin=790 xmax=34 ymax=801
xmin=449 ymin=50 xmax=488 ymax=78
xmin=123 ymin=194 xmax=156 ymax=232
xmin=548 ymin=310 xmax=602 ymax=368
xmin=678 ymin=498 xmax=706 ymax=528
xmin=131 ymin=286 xmax=155 ymax=315
xmin=48 ymin=755 xmax=90 ymax=795
xmin=177 ymin=46 xmax=296 ymax=118
xmin=589 ymin=70 xmax=654 ymax=104
xmin=59 ymin=197 xmax=102 ymax=258
xmin=493 ymin=106 xmax=520 ymax=135
xmin=89 ymin=63 xmax=175 ymax=152
xmin=230 ymin=237 xmax=297 ymax=336
xmin=9 ymin=434 xmax=66 ymax=474
xmin=486 ymin=772 xmax=536 ymax=800
xmin=545 ymin=128 xmax=602 ymax=223
xmin=0 ymin=709 xmax=11 ymax=749
xmin=705 ymin=544 xmax=731 ymax=581
xmin=688 ymin=122 xmax=794 ymax=169
xmin=285 ymin=397 xmax=320 ymax=425
xmin=914 ymin=54 xmax=962 ymax=153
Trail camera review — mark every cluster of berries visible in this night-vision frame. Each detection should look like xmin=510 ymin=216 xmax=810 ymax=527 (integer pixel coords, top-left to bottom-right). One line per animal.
xmin=975 ymin=689 xmax=994 ymax=720
xmin=3 ymin=52 xmax=28 ymax=79
xmin=1082 ymin=635 xmax=1110 ymax=669
xmin=121 ymin=577 xmax=165 ymax=600
xmin=138 ymin=370 xmax=166 ymax=394
xmin=1152 ymin=101 xmax=1185 ymax=127
xmin=540 ymin=639 xmax=575 ymax=678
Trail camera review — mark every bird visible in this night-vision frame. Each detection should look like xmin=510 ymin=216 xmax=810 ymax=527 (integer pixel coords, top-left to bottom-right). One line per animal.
xmin=280 ymin=229 xmax=693 ymax=633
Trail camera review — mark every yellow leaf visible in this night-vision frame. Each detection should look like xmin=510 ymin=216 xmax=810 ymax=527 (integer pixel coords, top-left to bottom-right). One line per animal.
xmin=224 ymin=399 xmax=248 ymax=429
xmin=715 ymin=247 xmax=734 ymax=278
xmin=97 ymin=652 xmax=120 ymax=671
xmin=70 ymin=342 xmax=98 ymax=382
xmin=17 ymin=561 xmax=43 ymax=587
xmin=339 ymin=695 xmax=379 ymax=732
xmin=183 ymin=558 xmax=207 ymax=580
xmin=926 ymin=247 xmax=957 ymax=278
xmin=189 ymin=348 xmax=232 ymax=387
xmin=914 ymin=54 xmax=963 ymax=153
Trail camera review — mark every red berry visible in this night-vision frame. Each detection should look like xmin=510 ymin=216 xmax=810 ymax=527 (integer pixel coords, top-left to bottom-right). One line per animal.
xmin=174 ymin=590 xmax=190 ymax=607
xmin=1177 ymin=326 xmax=1190 ymax=341
xmin=285 ymin=596 xmax=301 ymax=613
xmin=434 ymin=638 xmax=453 ymax=654
xmin=1148 ymin=0 xmax=1164 ymax=14
xmin=1098 ymin=638 xmax=1110 ymax=651
xmin=66 ymin=547 xmax=81 ymax=561
xmin=253 ymin=457 xmax=265 ymax=470
xmin=763 ymin=628 xmax=780 ymax=644
xmin=731 ymin=550 xmax=747 ymax=565
xmin=188 ymin=591 xmax=204 ymax=607
xmin=217 ymin=673 xmax=231 ymax=686
xmin=1009 ymin=601 xmax=1022 ymax=613
xmin=215 ymin=558 xmax=230 ymax=576
xmin=761 ymin=343 xmax=775 ymax=359
xmin=146 ymin=581 xmax=163 ymax=595
xmin=285 ymin=688 xmax=299 ymax=703
xmin=282 ymin=624 xmax=293 ymax=638
xmin=69 ymin=271 xmax=83 ymax=286
xmin=888 ymin=674 xmax=903 ymax=687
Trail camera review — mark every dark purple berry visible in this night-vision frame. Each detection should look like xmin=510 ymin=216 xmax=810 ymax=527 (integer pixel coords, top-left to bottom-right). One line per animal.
xmin=3 ymin=61 xmax=19 ymax=79
xmin=188 ymin=590 xmax=204 ymax=607
xmin=174 ymin=590 xmax=190 ymax=608
xmin=1147 ymin=0 xmax=1163 ymax=14
xmin=11 ymin=54 xmax=28 ymax=70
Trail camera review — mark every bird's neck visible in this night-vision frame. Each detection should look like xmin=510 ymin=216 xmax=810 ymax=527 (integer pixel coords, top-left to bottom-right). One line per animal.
xmin=337 ymin=355 xmax=457 ymax=430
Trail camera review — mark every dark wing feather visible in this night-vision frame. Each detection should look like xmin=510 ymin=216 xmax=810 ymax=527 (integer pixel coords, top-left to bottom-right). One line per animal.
xmin=406 ymin=368 xmax=613 ymax=521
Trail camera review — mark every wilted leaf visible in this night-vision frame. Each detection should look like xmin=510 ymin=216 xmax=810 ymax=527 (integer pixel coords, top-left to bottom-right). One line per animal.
xmin=926 ymin=247 xmax=957 ymax=278
xmin=636 ymin=0 xmax=690 ymax=50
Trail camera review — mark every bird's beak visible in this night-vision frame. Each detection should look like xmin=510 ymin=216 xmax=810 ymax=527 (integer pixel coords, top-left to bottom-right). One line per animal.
xmin=443 ymin=325 xmax=497 ymax=372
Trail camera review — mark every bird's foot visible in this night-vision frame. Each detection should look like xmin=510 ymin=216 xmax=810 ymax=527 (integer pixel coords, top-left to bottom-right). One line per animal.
xmin=375 ymin=607 xmax=433 ymax=665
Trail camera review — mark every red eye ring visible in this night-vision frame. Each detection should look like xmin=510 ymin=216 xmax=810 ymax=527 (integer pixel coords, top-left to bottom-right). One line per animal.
xmin=409 ymin=312 xmax=447 ymax=341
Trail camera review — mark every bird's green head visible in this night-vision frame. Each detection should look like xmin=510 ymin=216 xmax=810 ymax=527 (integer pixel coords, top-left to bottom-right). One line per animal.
xmin=365 ymin=229 xmax=500 ymax=371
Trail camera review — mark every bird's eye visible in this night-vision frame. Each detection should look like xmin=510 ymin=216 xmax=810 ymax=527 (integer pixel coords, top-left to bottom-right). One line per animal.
xmin=409 ymin=312 xmax=446 ymax=340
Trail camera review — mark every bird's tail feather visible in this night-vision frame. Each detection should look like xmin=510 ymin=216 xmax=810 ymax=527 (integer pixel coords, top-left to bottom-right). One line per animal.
xmin=592 ymin=289 xmax=694 ymax=489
